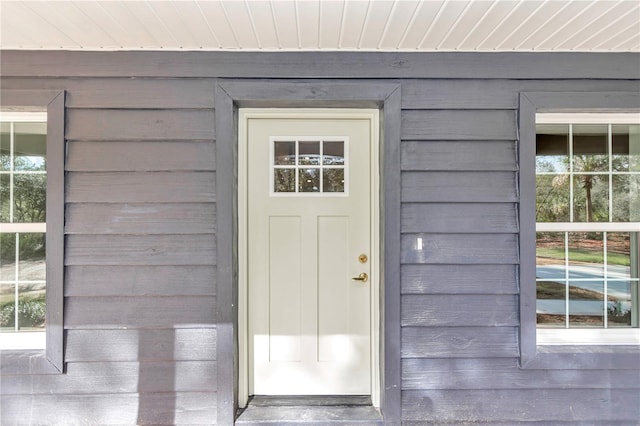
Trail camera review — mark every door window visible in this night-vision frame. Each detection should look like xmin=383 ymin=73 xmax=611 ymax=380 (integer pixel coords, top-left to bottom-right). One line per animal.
xmin=271 ymin=138 xmax=348 ymax=195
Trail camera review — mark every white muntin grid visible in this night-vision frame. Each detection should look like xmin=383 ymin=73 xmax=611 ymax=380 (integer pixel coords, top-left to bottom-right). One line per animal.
xmin=535 ymin=115 xmax=640 ymax=329
xmin=0 ymin=114 xmax=47 ymax=333
xmin=269 ymin=136 xmax=349 ymax=197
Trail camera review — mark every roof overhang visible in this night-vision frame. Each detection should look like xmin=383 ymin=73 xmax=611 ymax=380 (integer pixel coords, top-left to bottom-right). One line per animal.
xmin=1 ymin=0 xmax=638 ymax=52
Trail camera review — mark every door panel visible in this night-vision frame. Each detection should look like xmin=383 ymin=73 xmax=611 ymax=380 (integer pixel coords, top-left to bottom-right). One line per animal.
xmin=268 ymin=216 xmax=302 ymax=362
xmin=247 ymin=113 xmax=373 ymax=395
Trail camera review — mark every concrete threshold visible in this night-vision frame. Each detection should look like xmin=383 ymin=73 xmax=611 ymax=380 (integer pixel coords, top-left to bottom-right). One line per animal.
xmin=235 ymin=396 xmax=383 ymax=425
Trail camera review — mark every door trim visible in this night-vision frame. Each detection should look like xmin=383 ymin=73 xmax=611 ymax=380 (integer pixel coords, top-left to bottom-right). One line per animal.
xmin=238 ymin=109 xmax=380 ymax=405
xmin=214 ymin=80 xmax=401 ymax=425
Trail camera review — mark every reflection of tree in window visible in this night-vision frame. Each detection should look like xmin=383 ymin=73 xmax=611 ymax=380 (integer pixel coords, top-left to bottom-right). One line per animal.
xmin=535 ymin=118 xmax=639 ymax=330
xmin=0 ymin=120 xmax=47 ymax=334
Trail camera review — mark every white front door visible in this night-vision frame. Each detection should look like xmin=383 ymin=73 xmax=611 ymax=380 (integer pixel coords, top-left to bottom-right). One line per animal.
xmin=243 ymin=109 xmax=377 ymax=396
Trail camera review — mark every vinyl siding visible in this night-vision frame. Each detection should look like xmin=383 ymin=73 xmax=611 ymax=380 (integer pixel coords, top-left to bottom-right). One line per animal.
xmin=2 ymin=75 xmax=217 ymax=424
xmin=1 ymin=52 xmax=639 ymax=425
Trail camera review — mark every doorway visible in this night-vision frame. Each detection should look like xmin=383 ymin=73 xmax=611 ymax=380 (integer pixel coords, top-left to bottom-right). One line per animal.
xmin=238 ymin=109 xmax=380 ymax=406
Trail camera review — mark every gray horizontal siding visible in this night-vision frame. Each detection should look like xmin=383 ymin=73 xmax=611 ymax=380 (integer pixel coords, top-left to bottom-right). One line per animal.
xmin=402 ymin=359 xmax=640 ymax=390
xmin=67 ymin=141 xmax=215 ymax=171
xmin=401 ymin=140 xmax=517 ymax=171
xmin=402 ymin=295 xmax=519 ymax=327
xmin=65 ymin=203 xmax=216 ymax=235
xmin=402 ymin=171 xmax=518 ymax=202
xmin=65 ymin=235 xmax=215 ymax=266
xmin=1 ymin=77 xmax=216 ymax=109
xmin=65 ymin=296 xmax=216 ymax=329
xmin=402 ymin=110 xmax=517 ymax=140
xmin=402 ymin=389 xmax=640 ymax=422
xmin=66 ymin=172 xmax=216 ymax=203
xmin=66 ymin=109 xmax=215 ymax=141
xmin=1 ymin=393 xmax=217 ymax=425
xmin=401 ymin=264 xmax=518 ymax=294
xmin=401 ymin=79 xmax=640 ymax=109
xmin=2 ymin=53 xmax=638 ymax=425
xmin=401 ymin=203 xmax=518 ymax=233
xmin=0 ymin=77 xmax=219 ymax=425
xmin=3 ymin=51 xmax=638 ymax=79
xmin=1 ymin=361 xmax=217 ymax=394
xmin=65 ymin=329 xmax=217 ymax=362
xmin=65 ymin=265 xmax=215 ymax=296
xmin=400 ymin=234 xmax=519 ymax=264
xmin=402 ymin=327 xmax=519 ymax=358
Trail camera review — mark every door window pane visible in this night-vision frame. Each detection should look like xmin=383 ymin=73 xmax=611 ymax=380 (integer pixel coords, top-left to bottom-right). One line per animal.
xmin=298 ymin=168 xmax=320 ymax=192
xmin=323 ymin=141 xmax=345 ymax=165
xmin=298 ymin=141 xmax=320 ymax=165
xmin=274 ymin=169 xmax=296 ymax=193
xmin=274 ymin=141 xmax=296 ymax=165
xmin=323 ymin=169 xmax=344 ymax=193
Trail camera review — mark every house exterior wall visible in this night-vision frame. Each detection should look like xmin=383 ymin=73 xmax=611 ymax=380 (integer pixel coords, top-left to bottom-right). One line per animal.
xmin=1 ymin=51 xmax=639 ymax=425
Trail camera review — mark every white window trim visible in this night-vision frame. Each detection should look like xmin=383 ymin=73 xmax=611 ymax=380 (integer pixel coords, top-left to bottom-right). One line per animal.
xmin=538 ymin=328 xmax=640 ymax=345
xmin=0 ymin=331 xmax=45 ymax=350
xmin=535 ymin=112 xmax=640 ymax=345
xmin=0 ymin=112 xmax=48 ymax=122
xmin=0 ymin=89 xmax=65 ymax=374
xmin=537 ymin=112 xmax=640 ymax=124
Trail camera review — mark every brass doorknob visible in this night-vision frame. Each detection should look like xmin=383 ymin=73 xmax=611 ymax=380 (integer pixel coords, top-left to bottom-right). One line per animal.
xmin=352 ymin=273 xmax=368 ymax=282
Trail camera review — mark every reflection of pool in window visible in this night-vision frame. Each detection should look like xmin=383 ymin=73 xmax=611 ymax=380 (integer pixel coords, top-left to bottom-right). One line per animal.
xmin=536 ymin=231 xmax=637 ymax=328
xmin=272 ymin=138 xmax=348 ymax=195
xmin=535 ymin=115 xmax=640 ymax=330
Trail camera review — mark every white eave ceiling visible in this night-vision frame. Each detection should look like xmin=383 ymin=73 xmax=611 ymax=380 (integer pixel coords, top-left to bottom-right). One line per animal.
xmin=0 ymin=0 xmax=639 ymax=52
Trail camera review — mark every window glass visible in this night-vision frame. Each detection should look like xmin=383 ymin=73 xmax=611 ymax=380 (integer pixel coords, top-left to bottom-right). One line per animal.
xmin=572 ymin=124 xmax=608 ymax=172
xmin=536 ymin=117 xmax=640 ymax=331
xmin=536 ymin=124 xmax=569 ymax=173
xmin=274 ymin=141 xmax=295 ymax=165
xmin=14 ymin=122 xmax=46 ymax=171
xmin=0 ymin=118 xmax=47 ymax=340
xmin=271 ymin=138 xmax=347 ymax=195
xmin=0 ymin=122 xmax=9 ymax=172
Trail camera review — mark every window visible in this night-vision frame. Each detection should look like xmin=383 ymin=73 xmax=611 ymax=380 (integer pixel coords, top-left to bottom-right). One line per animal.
xmin=535 ymin=114 xmax=639 ymax=344
xmin=271 ymin=137 xmax=348 ymax=195
xmin=519 ymin=91 xmax=640 ymax=369
xmin=0 ymin=90 xmax=64 ymax=374
xmin=1 ymin=113 xmax=48 ymax=350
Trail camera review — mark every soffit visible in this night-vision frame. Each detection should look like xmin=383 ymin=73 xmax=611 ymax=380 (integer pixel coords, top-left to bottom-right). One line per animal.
xmin=0 ymin=0 xmax=639 ymax=52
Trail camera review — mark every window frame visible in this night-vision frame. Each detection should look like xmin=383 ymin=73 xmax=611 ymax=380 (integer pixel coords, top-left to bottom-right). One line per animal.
xmin=0 ymin=90 xmax=65 ymax=374
xmin=519 ymin=91 xmax=640 ymax=369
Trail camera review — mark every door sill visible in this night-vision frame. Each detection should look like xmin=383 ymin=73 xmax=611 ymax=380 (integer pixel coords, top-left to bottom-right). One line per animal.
xmin=236 ymin=396 xmax=382 ymax=425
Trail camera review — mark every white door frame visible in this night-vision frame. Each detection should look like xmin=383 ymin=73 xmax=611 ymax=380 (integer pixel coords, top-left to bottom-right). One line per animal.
xmin=238 ymin=108 xmax=380 ymax=407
